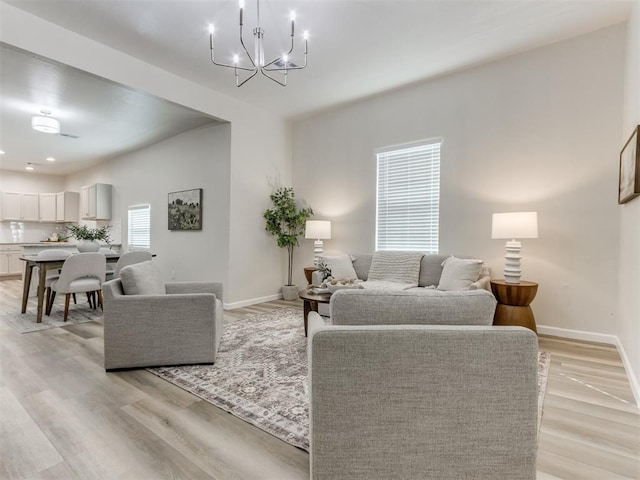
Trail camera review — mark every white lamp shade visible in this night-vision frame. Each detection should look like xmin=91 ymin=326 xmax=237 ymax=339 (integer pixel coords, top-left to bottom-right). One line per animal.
xmin=31 ymin=116 xmax=60 ymax=134
xmin=305 ymin=220 xmax=331 ymax=239
xmin=491 ymin=212 xmax=538 ymax=239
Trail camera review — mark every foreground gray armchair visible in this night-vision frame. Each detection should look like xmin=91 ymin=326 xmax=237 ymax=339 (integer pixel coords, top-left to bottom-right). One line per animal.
xmin=307 ymin=313 xmax=538 ymax=480
xmin=102 ymin=262 xmax=223 ymax=370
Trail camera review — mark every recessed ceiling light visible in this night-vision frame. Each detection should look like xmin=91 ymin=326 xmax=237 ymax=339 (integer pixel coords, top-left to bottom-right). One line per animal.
xmin=46 ymin=157 xmax=56 ymax=162
xmin=0 ymin=150 xmax=5 ymax=155
xmin=25 ymin=164 xmax=34 ymax=171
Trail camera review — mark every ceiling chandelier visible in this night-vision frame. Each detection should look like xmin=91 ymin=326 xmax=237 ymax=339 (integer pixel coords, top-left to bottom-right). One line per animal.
xmin=208 ymin=0 xmax=308 ymax=87
xmin=31 ymin=110 xmax=60 ymax=134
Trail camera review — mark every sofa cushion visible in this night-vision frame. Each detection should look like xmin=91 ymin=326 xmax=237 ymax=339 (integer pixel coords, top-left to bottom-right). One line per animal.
xmin=418 ymin=254 xmax=451 ymax=287
xmin=321 ymin=255 xmax=358 ymax=280
xmin=367 ymin=251 xmax=424 ymax=285
xmin=437 ymin=256 xmax=483 ymax=291
xmin=119 ymin=261 xmax=165 ymax=295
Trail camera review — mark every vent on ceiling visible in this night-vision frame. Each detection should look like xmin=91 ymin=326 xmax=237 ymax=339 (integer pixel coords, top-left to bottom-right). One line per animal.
xmin=60 ymin=132 xmax=79 ymax=139
xmin=272 ymin=59 xmax=299 ymax=69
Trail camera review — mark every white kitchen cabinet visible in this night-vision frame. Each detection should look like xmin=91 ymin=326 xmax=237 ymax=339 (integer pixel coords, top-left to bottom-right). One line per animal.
xmin=81 ymin=183 xmax=112 ymax=220
xmin=1 ymin=192 xmax=39 ymax=221
xmin=56 ymin=191 xmax=79 ymax=222
xmin=0 ymin=245 xmax=23 ymax=276
xmin=39 ymin=193 xmax=57 ymax=222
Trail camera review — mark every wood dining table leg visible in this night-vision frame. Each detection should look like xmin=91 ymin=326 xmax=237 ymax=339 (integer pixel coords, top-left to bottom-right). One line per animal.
xmin=21 ymin=262 xmax=33 ymax=314
xmin=36 ymin=263 xmax=48 ymax=323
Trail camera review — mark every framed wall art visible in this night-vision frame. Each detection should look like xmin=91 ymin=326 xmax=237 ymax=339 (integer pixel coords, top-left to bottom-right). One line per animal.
xmin=619 ymin=125 xmax=640 ymax=204
xmin=168 ymin=188 xmax=203 ymax=230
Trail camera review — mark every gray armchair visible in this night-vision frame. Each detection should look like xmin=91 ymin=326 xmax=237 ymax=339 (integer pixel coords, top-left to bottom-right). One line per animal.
xmin=102 ymin=264 xmax=223 ymax=370
xmin=307 ymin=313 xmax=538 ymax=480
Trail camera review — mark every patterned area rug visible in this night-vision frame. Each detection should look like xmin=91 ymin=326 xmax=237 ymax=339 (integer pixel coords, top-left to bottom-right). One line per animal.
xmin=0 ymin=299 xmax=102 ymax=333
xmin=148 ymin=308 xmax=551 ymax=451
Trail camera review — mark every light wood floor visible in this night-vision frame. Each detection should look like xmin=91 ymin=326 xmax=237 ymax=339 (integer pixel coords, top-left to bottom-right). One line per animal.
xmin=1 ymin=278 xmax=638 ymax=479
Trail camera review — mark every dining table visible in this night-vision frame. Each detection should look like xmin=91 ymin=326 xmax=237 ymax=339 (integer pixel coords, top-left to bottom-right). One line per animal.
xmin=20 ymin=251 xmax=120 ymax=323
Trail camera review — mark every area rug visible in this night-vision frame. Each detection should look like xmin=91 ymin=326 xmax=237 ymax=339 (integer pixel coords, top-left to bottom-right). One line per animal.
xmin=0 ymin=300 xmax=102 ymax=333
xmin=148 ymin=308 xmax=550 ymax=451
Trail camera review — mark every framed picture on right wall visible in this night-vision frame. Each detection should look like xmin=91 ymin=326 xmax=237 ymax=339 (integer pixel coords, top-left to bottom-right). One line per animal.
xmin=619 ymin=125 xmax=640 ymax=204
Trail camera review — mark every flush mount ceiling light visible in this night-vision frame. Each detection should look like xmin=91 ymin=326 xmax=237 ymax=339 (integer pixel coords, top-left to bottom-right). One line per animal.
xmin=46 ymin=157 xmax=56 ymax=162
xmin=208 ymin=0 xmax=309 ymax=87
xmin=31 ymin=110 xmax=61 ymax=134
xmin=25 ymin=163 xmax=35 ymax=171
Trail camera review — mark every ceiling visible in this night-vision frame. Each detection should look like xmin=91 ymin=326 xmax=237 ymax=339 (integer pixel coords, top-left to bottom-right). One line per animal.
xmin=0 ymin=0 xmax=633 ymax=176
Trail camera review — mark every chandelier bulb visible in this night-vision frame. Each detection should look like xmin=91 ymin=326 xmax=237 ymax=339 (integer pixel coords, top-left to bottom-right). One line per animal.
xmin=290 ymin=11 xmax=296 ymax=22
xmin=208 ymin=24 xmax=214 ymax=35
xmin=303 ymin=30 xmax=309 ymax=40
xmin=233 ymin=54 xmax=239 ymax=65
xmin=239 ymin=0 xmax=245 ymax=8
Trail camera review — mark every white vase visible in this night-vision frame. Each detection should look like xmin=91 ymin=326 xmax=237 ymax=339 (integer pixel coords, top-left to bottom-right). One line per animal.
xmin=282 ymin=285 xmax=299 ymax=301
xmin=77 ymin=240 xmax=100 ymax=252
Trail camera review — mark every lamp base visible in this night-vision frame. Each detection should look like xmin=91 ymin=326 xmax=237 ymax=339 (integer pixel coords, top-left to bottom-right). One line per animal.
xmin=313 ymin=239 xmax=324 ymax=267
xmin=503 ymin=240 xmax=522 ymax=284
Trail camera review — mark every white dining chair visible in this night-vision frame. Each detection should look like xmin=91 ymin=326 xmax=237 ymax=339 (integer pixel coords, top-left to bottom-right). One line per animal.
xmin=111 ymin=251 xmax=153 ymax=279
xmin=36 ymin=249 xmax=74 ymax=309
xmin=100 ymin=247 xmax=117 ymax=279
xmin=46 ymin=253 xmax=106 ymax=321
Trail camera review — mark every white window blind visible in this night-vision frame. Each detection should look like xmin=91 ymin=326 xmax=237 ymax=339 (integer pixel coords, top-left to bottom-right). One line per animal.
xmin=128 ymin=204 xmax=151 ymax=251
xmin=376 ymin=140 xmax=441 ymax=253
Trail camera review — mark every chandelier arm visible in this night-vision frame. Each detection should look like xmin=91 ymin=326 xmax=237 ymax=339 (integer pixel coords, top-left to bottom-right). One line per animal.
xmin=236 ymin=68 xmax=259 ymax=87
xmin=262 ymin=28 xmax=295 ymax=69
xmin=260 ymin=68 xmax=287 ymax=87
xmin=239 ymin=24 xmax=257 ymax=69
xmin=263 ymin=40 xmax=307 ymax=71
xmin=210 ymin=51 xmax=255 ymax=72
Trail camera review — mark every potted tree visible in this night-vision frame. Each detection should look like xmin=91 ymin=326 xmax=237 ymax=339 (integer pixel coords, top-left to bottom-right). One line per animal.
xmin=66 ymin=224 xmax=111 ymax=252
xmin=264 ymin=187 xmax=313 ymax=301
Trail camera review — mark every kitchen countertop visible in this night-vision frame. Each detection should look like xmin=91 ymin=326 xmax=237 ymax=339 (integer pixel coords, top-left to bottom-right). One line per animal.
xmin=0 ymin=242 xmax=121 ymax=247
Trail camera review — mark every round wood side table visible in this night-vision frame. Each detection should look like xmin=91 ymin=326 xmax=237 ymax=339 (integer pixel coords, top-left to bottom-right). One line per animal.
xmin=490 ymin=280 xmax=539 ymax=333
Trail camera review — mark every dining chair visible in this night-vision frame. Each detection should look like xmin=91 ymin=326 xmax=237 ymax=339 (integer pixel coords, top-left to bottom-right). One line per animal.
xmin=110 ymin=251 xmax=153 ymax=279
xmin=100 ymin=247 xmax=117 ymax=279
xmin=36 ymin=249 xmax=74 ymax=310
xmin=46 ymin=253 xmax=106 ymax=321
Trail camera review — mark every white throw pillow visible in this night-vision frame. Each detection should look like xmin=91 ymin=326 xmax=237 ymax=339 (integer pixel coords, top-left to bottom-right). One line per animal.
xmin=437 ymin=256 xmax=483 ymax=291
xmin=367 ymin=251 xmax=424 ymax=285
xmin=320 ymin=255 xmax=358 ymax=281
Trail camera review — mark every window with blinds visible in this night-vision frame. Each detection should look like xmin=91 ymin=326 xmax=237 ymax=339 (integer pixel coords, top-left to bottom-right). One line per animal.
xmin=375 ymin=139 xmax=441 ymax=253
xmin=128 ymin=204 xmax=151 ymax=251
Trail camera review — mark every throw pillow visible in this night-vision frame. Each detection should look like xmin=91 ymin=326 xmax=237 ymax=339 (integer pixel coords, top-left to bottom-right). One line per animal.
xmin=119 ymin=260 xmax=165 ymax=295
xmin=437 ymin=256 xmax=483 ymax=291
xmin=367 ymin=251 xmax=424 ymax=285
xmin=320 ymin=255 xmax=358 ymax=281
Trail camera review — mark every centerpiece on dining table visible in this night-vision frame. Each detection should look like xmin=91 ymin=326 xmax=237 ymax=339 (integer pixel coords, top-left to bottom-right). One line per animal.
xmin=65 ymin=224 xmax=112 ymax=252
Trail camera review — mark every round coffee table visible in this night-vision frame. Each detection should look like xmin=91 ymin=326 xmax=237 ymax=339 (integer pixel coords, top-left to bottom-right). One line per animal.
xmin=298 ymin=289 xmax=331 ymax=336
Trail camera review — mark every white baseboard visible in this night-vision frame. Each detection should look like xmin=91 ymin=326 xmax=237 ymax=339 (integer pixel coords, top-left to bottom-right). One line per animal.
xmin=538 ymin=324 xmax=640 ymax=407
xmin=616 ymin=337 xmax=640 ymax=408
xmin=537 ymin=325 xmax=618 ymax=345
xmin=223 ymin=293 xmax=282 ymax=310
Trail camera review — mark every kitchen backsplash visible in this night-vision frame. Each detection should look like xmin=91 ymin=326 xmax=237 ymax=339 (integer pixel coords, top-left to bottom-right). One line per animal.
xmin=0 ymin=221 xmax=122 ymax=244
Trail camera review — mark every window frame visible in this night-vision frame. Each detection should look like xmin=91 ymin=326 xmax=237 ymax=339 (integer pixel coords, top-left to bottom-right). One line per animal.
xmin=375 ymin=138 xmax=442 ymax=253
xmin=127 ymin=204 xmax=151 ymax=251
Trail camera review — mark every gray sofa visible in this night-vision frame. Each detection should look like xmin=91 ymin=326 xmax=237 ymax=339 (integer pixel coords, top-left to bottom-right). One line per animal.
xmin=327 ymin=253 xmax=496 ymax=324
xmin=102 ymin=263 xmax=223 ymax=370
xmin=307 ymin=304 xmax=539 ymax=479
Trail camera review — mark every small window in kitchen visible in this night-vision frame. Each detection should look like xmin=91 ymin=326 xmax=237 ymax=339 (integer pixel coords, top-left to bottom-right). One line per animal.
xmin=128 ymin=204 xmax=151 ymax=251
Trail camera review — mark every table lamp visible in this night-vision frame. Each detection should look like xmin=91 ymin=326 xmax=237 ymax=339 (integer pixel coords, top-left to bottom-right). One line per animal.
xmin=305 ymin=220 xmax=331 ymax=266
xmin=491 ymin=212 xmax=538 ymax=284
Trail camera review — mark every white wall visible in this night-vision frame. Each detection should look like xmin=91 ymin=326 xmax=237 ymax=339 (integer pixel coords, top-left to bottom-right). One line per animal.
xmin=64 ymin=123 xmax=231 ymax=287
xmin=0 ymin=3 xmax=293 ymax=305
xmin=293 ymin=25 xmax=626 ymax=337
xmin=618 ymin=0 xmax=640 ymax=402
